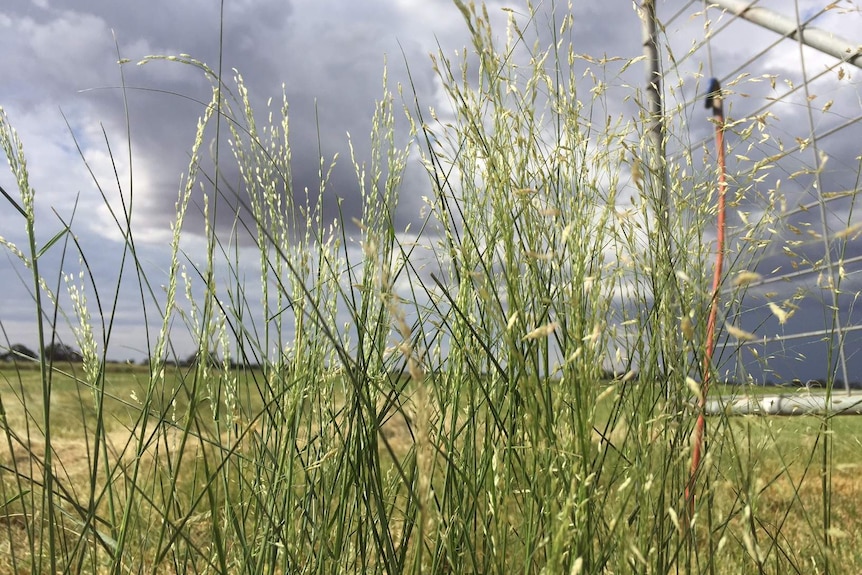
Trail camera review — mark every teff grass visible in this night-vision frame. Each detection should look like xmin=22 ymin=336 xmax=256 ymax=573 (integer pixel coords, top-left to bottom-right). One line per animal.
xmin=0 ymin=1 xmax=858 ymax=573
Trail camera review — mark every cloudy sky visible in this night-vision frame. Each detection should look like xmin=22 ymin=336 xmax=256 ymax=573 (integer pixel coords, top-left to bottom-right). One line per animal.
xmin=0 ymin=0 xmax=860 ymax=383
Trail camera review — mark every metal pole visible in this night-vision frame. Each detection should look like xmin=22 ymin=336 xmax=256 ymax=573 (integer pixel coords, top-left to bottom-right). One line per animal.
xmin=641 ymin=0 xmax=664 ymax=179
xmin=710 ymin=0 xmax=862 ymax=69
xmin=640 ymin=0 xmax=670 ymax=235
xmin=639 ymin=1 xmax=678 ymax=404
xmin=704 ymin=392 xmax=862 ymax=416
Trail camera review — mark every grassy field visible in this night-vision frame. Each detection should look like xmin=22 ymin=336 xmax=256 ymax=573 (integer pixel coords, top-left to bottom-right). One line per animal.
xmin=2 ymin=365 xmax=861 ymax=573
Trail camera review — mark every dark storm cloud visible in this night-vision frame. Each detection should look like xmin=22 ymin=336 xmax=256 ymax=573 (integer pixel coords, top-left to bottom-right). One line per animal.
xmin=0 ymin=0 xmax=463 ymax=359
xmin=1 ymin=0 xmax=447 ymax=246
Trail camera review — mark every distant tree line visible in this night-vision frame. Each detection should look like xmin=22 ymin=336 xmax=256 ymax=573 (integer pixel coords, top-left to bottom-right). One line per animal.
xmin=0 ymin=343 xmax=266 ymax=370
xmin=0 ymin=342 xmax=83 ymax=363
xmin=0 ymin=343 xmax=38 ymax=361
xmin=4 ymin=346 xmax=855 ymax=385
xmin=786 ymin=378 xmax=862 ymax=390
xmin=141 ymin=351 xmax=261 ymax=369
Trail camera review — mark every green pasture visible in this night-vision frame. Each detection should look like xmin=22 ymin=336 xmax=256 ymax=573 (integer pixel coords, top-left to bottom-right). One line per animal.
xmin=2 ymin=365 xmax=860 ymax=573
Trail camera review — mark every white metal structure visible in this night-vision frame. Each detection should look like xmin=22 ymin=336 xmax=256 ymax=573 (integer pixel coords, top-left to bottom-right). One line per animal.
xmin=653 ymin=1 xmax=862 ymax=398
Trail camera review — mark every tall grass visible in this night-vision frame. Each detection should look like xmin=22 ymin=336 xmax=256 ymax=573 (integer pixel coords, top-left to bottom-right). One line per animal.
xmin=0 ymin=1 xmax=858 ymax=573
